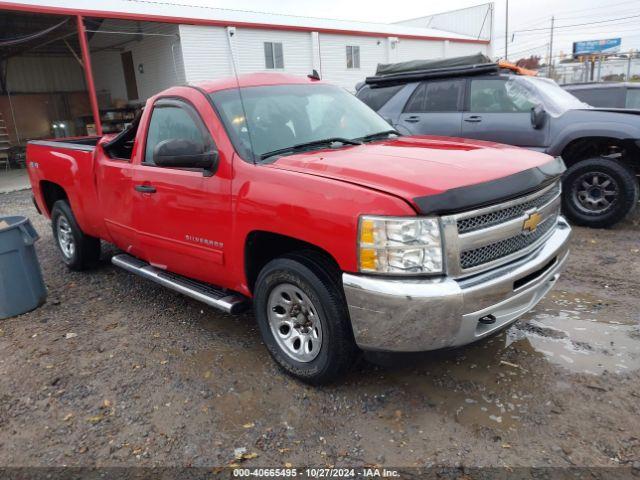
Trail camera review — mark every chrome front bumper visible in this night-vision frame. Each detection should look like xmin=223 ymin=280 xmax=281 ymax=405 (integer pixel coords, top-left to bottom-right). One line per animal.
xmin=342 ymin=217 xmax=571 ymax=352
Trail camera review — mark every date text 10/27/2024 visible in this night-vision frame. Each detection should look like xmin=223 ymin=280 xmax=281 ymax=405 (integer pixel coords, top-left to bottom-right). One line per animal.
xmin=233 ymin=468 xmax=401 ymax=478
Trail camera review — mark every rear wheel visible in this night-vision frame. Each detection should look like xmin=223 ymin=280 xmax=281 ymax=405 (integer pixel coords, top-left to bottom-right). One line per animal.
xmin=562 ymin=157 xmax=639 ymax=228
xmin=51 ymin=200 xmax=101 ymax=270
xmin=253 ymin=251 xmax=357 ymax=384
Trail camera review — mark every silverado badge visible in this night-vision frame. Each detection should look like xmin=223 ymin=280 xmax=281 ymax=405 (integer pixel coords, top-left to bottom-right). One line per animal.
xmin=523 ymin=211 xmax=543 ymax=233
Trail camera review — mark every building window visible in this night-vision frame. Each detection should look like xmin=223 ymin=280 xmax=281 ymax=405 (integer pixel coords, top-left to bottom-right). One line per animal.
xmin=346 ymin=45 xmax=360 ymax=69
xmin=264 ymin=42 xmax=284 ymax=69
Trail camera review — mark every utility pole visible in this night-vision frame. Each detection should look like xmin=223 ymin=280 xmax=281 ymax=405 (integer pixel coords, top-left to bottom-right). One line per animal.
xmin=548 ymin=16 xmax=555 ymax=77
xmin=505 ymin=0 xmax=509 ymax=61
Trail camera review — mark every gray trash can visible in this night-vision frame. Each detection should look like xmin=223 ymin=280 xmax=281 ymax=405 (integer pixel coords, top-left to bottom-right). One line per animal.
xmin=0 ymin=216 xmax=47 ymax=319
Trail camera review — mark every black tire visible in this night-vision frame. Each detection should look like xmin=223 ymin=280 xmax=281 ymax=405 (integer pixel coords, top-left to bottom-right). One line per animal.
xmin=51 ymin=200 xmax=101 ymax=270
xmin=561 ymin=157 xmax=639 ymax=228
xmin=253 ymin=251 xmax=358 ymax=384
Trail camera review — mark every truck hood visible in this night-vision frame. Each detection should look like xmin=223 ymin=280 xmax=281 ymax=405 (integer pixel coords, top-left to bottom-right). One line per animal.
xmin=268 ymin=136 xmax=557 ymax=211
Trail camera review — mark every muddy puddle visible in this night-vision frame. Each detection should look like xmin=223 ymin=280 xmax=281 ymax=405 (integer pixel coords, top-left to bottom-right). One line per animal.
xmin=510 ymin=290 xmax=640 ymax=375
xmin=362 ymin=289 xmax=640 ymax=431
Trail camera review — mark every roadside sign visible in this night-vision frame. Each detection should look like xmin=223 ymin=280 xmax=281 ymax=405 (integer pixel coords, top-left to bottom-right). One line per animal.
xmin=573 ymin=38 xmax=621 ymax=57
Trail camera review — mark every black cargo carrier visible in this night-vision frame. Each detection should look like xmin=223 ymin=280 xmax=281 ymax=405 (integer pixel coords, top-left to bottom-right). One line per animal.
xmin=365 ymin=53 xmax=498 ymax=87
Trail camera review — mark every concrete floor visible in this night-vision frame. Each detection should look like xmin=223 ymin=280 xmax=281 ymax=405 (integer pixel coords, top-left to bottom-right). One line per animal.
xmin=0 ymin=168 xmax=30 ymax=194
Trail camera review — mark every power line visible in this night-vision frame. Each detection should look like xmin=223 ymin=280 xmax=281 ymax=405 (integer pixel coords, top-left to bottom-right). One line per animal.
xmin=496 ymin=18 xmax=640 ymax=41
xmin=507 ymin=0 xmax=640 ymax=29
xmin=513 ymin=13 xmax=640 ymax=33
xmin=498 ymin=43 xmax=549 ymax=58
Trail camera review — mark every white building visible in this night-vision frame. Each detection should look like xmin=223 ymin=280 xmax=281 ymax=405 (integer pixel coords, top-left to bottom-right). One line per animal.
xmin=84 ymin=2 xmax=493 ymax=98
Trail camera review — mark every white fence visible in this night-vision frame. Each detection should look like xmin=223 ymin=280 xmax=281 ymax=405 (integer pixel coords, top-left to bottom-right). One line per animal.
xmin=540 ymin=56 xmax=640 ymax=85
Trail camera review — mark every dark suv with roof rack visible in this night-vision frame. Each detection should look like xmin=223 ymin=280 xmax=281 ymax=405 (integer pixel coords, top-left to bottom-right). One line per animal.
xmin=356 ymin=55 xmax=640 ymax=228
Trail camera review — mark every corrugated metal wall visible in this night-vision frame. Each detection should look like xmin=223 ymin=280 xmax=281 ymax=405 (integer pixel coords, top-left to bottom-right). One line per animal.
xmin=395 ymin=3 xmax=493 ymax=41
xmin=179 ymin=25 xmax=488 ymax=92
xmin=90 ymin=21 xmax=186 ymax=104
xmin=393 ymin=39 xmax=447 ymax=62
xmin=234 ymin=28 xmax=314 ymax=76
xmin=91 ymin=50 xmax=128 ymax=103
xmin=318 ymin=34 xmax=387 ymax=90
xmin=5 ymin=56 xmax=86 ymax=93
xmin=447 ymin=41 xmax=488 ymax=57
xmin=179 ymin=25 xmax=232 ymax=82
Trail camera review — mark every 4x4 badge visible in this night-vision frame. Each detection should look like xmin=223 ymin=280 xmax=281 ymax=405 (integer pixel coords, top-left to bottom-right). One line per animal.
xmin=523 ymin=211 xmax=542 ymax=233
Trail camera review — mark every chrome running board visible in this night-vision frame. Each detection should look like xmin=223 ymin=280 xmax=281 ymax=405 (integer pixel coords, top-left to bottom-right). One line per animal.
xmin=111 ymin=253 xmax=248 ymax=314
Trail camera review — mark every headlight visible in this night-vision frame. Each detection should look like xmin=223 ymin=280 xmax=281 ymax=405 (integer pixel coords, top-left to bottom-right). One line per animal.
xmin=358 ymin=215 xmax=443 ymax=274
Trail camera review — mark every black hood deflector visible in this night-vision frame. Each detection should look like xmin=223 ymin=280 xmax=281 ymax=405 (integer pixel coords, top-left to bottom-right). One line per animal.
xmin=414 ymin=156 xmax=566 ymax=215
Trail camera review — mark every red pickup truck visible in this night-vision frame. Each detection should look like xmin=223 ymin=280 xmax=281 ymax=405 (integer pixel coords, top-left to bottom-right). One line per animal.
xmin=27 ymin=73 xmax=571 ymax=383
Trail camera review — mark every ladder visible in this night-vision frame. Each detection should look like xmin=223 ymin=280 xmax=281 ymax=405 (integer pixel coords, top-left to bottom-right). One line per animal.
xmin=0 ymin=113 xmax=10 ymax=171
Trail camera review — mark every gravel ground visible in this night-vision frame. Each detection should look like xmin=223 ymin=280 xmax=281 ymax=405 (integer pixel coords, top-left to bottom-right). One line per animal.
xmin=1 ymin=189 xmax=639 ymax=470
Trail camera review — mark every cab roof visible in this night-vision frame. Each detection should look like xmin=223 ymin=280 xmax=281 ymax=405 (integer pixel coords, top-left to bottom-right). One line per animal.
xmin=195 ymin=73 xmax=325 ymax=93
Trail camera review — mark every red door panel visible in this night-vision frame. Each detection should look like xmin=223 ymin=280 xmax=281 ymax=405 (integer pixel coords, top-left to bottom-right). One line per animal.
xmin=132 ymin=165 xmax=231 ymax=285
xmin=130 ymin=89 xmax=233 ymax=287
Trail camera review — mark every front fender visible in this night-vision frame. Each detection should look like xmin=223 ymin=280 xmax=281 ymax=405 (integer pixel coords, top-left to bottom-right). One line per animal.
xmin=548 ymin=116 xmax=640 ymax=156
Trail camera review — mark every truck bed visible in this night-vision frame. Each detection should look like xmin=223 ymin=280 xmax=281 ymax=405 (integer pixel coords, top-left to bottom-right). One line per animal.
xmin=27 ymin=135 xmax=106 ymax=242
xmin=28 ymin=136 xmax=101 ymax=151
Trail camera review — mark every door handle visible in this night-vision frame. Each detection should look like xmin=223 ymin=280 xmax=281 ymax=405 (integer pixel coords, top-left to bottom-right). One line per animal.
xmin=405 ymin=116 xmax=420 ymax=123
xmin=134 ymin=184 xmax=156 ymax=193
xmin=464 ymin=115 xmax=482 ymax=123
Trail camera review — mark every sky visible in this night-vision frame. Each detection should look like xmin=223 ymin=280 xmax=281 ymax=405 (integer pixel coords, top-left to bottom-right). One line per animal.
xmin=153 ymin=0 xmax=640 ymax=62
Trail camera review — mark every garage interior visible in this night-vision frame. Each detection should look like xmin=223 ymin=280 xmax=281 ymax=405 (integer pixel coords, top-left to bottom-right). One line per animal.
xmin=0 ymin=9 xmax=181 ymax=190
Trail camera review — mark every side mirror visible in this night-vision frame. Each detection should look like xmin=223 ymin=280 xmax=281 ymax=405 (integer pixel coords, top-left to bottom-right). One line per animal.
xmin=530 ymin=104 xmax=547 ymax=130
xmin=153 ymin=138 xmax=219 ymax=176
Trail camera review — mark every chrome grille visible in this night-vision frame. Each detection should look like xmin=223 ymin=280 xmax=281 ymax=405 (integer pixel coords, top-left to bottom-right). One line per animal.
xmin=460 ymin=213 xmax=558 ymax=270
xmin=457 ymin=182 xmax=561 ymax=234
xmin=441 ymin=180 xmax=563 ymax=277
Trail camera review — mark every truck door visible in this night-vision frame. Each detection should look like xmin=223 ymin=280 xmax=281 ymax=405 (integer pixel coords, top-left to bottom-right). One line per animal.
xmin=461 ymin=78 xmax=548 ymax=149
xmin=96 ymin=141 xmax=137 ymax=252
xmin=396 ymin=80 xmax=464 ymax=137
xmin=131 ymin=93 xmax=232 ymax=287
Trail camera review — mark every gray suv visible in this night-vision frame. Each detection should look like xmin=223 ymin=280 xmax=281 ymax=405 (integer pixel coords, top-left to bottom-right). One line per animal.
xmin=357 ymin=71 xmax=640 ymax=228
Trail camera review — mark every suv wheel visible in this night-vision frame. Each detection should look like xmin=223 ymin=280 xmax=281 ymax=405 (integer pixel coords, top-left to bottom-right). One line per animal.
xmin=51 ymin=200 xmax=101 ymax=270
xmin=253 ymin=251 xmax=358 ymax=384
xmin=562 ymin=157 xmax=639 ymax=228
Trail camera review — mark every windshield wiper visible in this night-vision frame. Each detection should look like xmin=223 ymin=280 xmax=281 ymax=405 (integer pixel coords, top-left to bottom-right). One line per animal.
xmin=260 ymin=137 xmax=362 ymax=160
xmin=357 ymin=129 xmax=401 ymax=143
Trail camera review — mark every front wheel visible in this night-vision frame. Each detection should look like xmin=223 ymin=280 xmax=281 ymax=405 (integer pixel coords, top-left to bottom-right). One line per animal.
xmin=253 ymin=251 xmax=358 ymax=384
xmin=561 ymin=157 xmax=639 ymax=228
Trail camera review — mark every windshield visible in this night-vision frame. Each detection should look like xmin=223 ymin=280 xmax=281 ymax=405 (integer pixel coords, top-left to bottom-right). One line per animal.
xmin=210 ymin=84 xmax=393 ymax=162
xmin=515 ymin=76 xmax=590 ymax=116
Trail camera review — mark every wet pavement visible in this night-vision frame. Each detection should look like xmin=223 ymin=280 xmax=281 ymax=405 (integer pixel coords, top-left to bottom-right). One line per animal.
xmin=0 ymin=169 xmax=29 ymax=194
xmin=514 ymin=291 xmax=640 ymax=376
xmin=1 ymin=189 xmax=639 ymax=469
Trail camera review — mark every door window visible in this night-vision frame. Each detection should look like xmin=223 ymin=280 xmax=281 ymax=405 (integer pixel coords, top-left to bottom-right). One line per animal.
xmin=403 ymin=83 xmax=427 ymax=113
xmin=144 ymin=103 xmax=210 ymax=165
xmin=355 ymin=84 xmax=404 ymax=111
xmin=570 ymin=87 xmax=624 ymax=108
xmin=404 ymin=80 xmax=464 ymax=113
xmin=470 ymin=79 xmax=536 ymax=113
xmin=626 ymin=89 xmax=640 ymax=109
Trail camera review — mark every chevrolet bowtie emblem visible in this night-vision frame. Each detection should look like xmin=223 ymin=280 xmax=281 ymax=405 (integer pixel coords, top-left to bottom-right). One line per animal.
xmin=523 ymin=212 xmax=542 ymax=233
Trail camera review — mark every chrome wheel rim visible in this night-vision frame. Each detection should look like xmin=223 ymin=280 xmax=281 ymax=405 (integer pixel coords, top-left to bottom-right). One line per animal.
xmin=573 ymin=171 xmax=619 ymax=214
xmin=267 ymin=283 xmax=323 ymax=363
xmin=56 ymin=215 xmax=75 ymax=259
